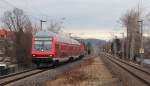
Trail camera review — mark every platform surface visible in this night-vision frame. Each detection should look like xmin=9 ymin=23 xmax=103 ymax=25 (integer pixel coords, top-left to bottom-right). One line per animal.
xmin=46 ymin=57 xmax=121 ymax=86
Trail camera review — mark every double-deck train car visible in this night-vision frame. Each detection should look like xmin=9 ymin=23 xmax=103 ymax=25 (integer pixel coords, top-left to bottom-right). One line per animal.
xmin=31 ymin=31 xmax=85 ymax=66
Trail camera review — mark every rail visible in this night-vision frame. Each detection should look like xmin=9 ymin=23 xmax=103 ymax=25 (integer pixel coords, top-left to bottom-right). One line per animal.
xmin=102 ymin=53 xmax=150 ymax=85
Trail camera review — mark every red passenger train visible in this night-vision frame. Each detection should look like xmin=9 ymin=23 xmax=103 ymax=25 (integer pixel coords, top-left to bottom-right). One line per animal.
xmin=31 ymin=31 xmax=85 ymax=66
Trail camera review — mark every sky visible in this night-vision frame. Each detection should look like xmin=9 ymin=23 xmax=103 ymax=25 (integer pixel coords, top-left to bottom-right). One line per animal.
xmin=0 ymin=0 xmax=150 ymax=40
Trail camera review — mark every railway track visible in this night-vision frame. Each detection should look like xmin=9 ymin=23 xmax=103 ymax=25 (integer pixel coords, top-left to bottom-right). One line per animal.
xmin=105 ymin=54 xmax=150 ymax=75
xmin=102 ymin=53 xmax=150 ymax=86
xmin=0 ymin=68 xmax=35 ymax=79
xmin=0 ymin=63 xmax=65 ymax=85
xmin=0 ymin=69 xmax=47 ymax=86
xmin=0 ymin=56 xmax=89 ymax=86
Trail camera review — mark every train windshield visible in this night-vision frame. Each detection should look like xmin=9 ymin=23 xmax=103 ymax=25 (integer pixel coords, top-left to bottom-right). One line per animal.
xmin=34 ymin=37 xmax=52 ymax=51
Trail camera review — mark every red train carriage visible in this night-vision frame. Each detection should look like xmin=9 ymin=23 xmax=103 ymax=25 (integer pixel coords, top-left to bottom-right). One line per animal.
xmin=31 ymin=31 xmax=85 ymax=66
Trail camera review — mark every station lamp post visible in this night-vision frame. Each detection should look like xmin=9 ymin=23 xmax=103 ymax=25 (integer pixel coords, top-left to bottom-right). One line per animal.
xmin=40 ymin=20 xmax=47 ymax=30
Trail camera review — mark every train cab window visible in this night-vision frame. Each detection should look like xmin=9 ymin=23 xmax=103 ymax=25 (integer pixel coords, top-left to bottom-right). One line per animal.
xmin=34 ymin=37 xmax=52 ymax=51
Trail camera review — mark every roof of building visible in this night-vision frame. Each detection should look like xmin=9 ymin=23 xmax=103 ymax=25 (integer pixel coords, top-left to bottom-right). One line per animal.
xmin=0 ymin=29 xmax=15 ymax=38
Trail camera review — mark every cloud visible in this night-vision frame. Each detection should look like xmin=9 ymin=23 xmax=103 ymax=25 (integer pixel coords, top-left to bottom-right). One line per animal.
xmin=64 ymin=27 xmax=126 ymax=40
xmin=1 ymin=0 xmax=149 ymax=40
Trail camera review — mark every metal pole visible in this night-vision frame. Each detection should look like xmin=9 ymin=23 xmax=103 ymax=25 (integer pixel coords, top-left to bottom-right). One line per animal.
xmin=126 ymin=25 xmax=129 ymax=59
xmin=138 ymin=20 xmax=144 ymax=64
xmin=141 ymin=20 xmax=143 ymax=64
xmin=40 ymin=20 xmax=42 ymax=31
xmin=40 ymin=20 xmax=47 ymax=31
xmin=121 ymin=33 xmax=125 ymax=59
xmin=141 ymin=20 xmax=143 ymax=50
xmin=114 ymin=36 xmax=117 ymax=56
xmin=40 ymin=20 xmax=42 ymax=30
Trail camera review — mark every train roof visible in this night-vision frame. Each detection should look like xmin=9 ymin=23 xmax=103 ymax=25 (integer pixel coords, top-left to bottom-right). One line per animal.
xmin=34 ymin=31 xmax=81 ymax=45
xmin=34 ymin=31 xmax=56 ymax=37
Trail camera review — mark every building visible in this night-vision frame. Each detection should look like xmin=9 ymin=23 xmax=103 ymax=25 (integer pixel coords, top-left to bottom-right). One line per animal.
xmin=0 ymin=29 xmax=15 ymax=39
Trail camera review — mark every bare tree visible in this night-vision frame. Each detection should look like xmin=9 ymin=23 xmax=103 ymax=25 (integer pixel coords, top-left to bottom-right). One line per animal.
xmin=32 ymin=24 xmax=40 ymax=34
xmin=2 ymin=8 xmax=33 ymax=32
xmin=1 ymin=8 xmax=33 ymax=68
xmin=47 ymin=20 xmax=63 ymax=34
xmin=120 ymin=8 xmax=141 ymax=60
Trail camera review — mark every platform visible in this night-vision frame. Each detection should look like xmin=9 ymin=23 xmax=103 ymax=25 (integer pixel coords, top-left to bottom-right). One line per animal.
xmin=46 ymin=57 xmax=122 ymax=86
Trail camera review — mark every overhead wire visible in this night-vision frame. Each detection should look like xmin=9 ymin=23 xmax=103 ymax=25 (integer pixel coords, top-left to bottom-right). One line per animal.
xmin=0 ymin=0 xmax=66 ymax=29
xmin=0 ymin=0 xmax=48 ymax=21
xmin=0 ymin=0 xmax=16 ymax=8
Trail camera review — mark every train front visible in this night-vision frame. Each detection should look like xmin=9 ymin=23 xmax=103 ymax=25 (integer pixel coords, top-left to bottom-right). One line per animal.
xmin=31 ymin=31 xmax=55 ymax=66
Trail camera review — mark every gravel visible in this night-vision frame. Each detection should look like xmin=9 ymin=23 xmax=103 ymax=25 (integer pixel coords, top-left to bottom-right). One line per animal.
xmin=46 ymin=57 xmax=122 ymax=86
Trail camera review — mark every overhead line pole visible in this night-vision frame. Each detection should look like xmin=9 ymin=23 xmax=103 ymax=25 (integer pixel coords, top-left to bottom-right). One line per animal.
xmin=121 ymin=33 xmax=125 ymax=59
xmin=138 ymin=20 xmax=144 ymax=64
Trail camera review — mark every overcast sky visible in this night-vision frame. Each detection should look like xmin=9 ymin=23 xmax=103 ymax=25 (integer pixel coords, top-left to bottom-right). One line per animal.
xmin=0 ymin=0 xmax=150 ymax=40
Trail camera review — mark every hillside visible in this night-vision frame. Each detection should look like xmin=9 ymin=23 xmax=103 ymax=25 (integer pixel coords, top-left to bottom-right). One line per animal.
xmin=83 ymin=38 xmax=106 ymax=46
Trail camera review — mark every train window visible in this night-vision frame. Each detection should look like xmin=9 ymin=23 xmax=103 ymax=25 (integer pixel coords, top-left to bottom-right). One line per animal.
xmin=61 ymin=44 xmax=65 ymax=50
xmin=55 ymin=44 xmax=59 ymax=49
xmin=70 ymin=46 xmax=72 ymax=50
xmin=35 ymin=37 xmax=52 ymax=41
xmin=34 ymin=38 xmax=52 ymax=51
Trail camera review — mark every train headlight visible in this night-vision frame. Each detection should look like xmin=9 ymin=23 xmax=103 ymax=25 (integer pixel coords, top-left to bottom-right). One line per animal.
xmin=32 ymin=54 xmax=36 ymax=57
xmin=49 ymin=54 xmax=53 ymax=57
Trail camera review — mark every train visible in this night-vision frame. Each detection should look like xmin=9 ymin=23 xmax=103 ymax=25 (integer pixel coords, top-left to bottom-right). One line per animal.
xmin=31 ymin=31 xmax=85 ymax=67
